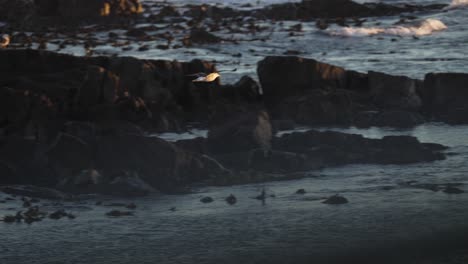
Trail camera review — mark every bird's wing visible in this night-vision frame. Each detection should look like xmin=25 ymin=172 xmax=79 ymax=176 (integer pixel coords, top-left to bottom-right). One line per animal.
xmin=192 ymin=76 xmax=207 ymax=82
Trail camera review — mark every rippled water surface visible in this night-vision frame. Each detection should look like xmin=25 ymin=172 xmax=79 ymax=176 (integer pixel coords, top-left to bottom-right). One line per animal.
xmin=2 ymin=124 xmax=468 ymax=264
xmin=24 ymin=0 xmax=467 ymax=83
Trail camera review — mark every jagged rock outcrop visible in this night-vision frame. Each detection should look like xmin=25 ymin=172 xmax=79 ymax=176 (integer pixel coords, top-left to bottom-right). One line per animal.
xmin=423 ymin=73 xmax=468 ymax=124
xmin=257 ymin=56 xmax=425 ymax=128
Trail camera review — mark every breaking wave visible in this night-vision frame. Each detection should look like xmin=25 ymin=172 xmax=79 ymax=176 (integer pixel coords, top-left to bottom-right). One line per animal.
xmin=328 ymin=18 xmax=447 ymax=37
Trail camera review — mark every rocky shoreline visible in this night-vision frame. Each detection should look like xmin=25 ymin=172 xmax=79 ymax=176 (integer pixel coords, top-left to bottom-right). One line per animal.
xmin=0 ymin=47 xmax=456 ymax=198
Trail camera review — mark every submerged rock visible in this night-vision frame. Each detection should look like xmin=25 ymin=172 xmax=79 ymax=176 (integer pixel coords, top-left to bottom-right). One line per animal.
xmin=322 ymin=194 xmax=348 ymax=204
xmin=296 ymin=189 xmax=306 ymax=195
xmin=225 ymin=194 xmax=237 ymax=205
xmin=186 ymin=28 xmax=222 ymax=45
xmin=443 ymin=187 xmax=464 ymax=194
xmin=106 ymin=210 xmax=133 ymax=217
xmin=200 ymin=196 xmax=214 ymax=203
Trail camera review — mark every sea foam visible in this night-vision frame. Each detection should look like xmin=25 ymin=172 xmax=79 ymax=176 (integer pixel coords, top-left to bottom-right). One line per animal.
xmin=328 ymin=18 xmax=447 ymax=37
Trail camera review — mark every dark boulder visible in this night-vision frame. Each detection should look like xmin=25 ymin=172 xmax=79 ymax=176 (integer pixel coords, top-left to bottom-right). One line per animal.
xmin=258 ymin=56 xmax=347 ymax=104
xmin=273 ymin=130 xmax=445 ymax=166
xmin=46 ymin=133 xmax=94 ymax=178
xmin=207 ymin=110 xmax=272 ymax=154
xmin=225 ymin=194 xmax=237 ymax=205
xmin=219 ymin=76 xmax=262 ymax=103
xmin=200 ymin=196 xmax=214 ymax=203
xmin=423 ymin=73 xmax=468 ymax=124
xmin=95 ymin=134 xmax=224 ymax=191
xmin=322 ymin=194 xmax=348 ymax=204
xmin=186 ymin=28 xmax=222 ymax=45
xmin=272 ymin=119 xmax=296 ymax=132
xmin=0 ymin=137 xmax=56 ymax=186
xmin=276 ymin=89 xmax=354 ymax=126
xmin=368 ymin=71 xmax=422 ymax=111
xmin=371 ymin=110 xmax=425 ymax=128
xmin=106 ymin=210 xmax=133 ymax=217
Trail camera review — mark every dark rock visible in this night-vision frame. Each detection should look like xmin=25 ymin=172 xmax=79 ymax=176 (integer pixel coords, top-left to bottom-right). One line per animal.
xmin=2 ymin=215 xmax=16 ymax=223
xmin=49 ymin=209 xmax=68 ymax=220
xmin=156 ymin=6 xmax=180 ymax=18
xmin=207 ymin=110 xmax=272 ymax=154
xmin=225 ymin=194 xmax=237 ymax=205
xmin=22 ymin=200 xmax=31 ymax=208
xmin=46 ymin=133 xmax=94 ymax=178
xmin=277 ymin=89 xmax=354 ymax=126
xmin=322 ymin=194 xmax=348 ymax=204
xmin=106 ymin=210 xmax=133 ymax=217
xmin=296 ymin=189 xmax=306 ymax=194
xmin=200 ymin=196 xmax=214 ymax=203
xmin=443 ymin=187 xmax=464 ymax=194
xmin=95 ymin=134 xmax=217 ymax=191
xmin=423 ymin=73 xmax=468 ymax=124
xmin=353 ymin=111 xmax=377 ymax=128
xmin=274 ymin=130 xmax=445 ymax=166
xmin=368 ymin=71 xmax=421 ymax=111
xmin=1 ymin=0 xmax=143 ymax=29
xmin=247 ymin=149 xmax=314 ymax=173
xmin=187 ymin=28 xmax=222 ymax=45
xmin=371 ymin=110 xmax=424 ymax=128
xmin=219 ymin=76 xmax=262 ymax=103
xmin=272 ymin=119 xmax=296 ymax=131
xmin=175 ymin=137 xmax=209 ymax=154
xmin=258 ymin=56 xmax=347 ymax=104
xmin=126 ymin=203 xmax=137 ymax=209
xmin=103 ymin=172 xmax=155 ymax=197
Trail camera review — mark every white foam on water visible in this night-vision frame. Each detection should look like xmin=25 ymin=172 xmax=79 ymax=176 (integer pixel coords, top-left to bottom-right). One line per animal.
xmin=328 ymin=18 xmax=447 ymax=37
xmin=445 ymin=0 xmax=468 ymax=10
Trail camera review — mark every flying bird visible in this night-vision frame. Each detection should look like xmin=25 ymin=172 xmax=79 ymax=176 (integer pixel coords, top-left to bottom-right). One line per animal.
xmin=191 ymin=72 xmax=221 ymax=82
xmin=187 ymin=68 xmax=237 ymax=83
xmin=1 ymin=34 xmax=10 ymax=48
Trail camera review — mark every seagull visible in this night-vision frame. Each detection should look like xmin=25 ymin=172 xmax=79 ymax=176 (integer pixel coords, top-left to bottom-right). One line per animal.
xmin=187 ymin=68 xmax=237 ymax=83
xmin=191 ymin=72 xmax=221 ymax=83
xmin=1 ymin=34 xmax=10 ymax=48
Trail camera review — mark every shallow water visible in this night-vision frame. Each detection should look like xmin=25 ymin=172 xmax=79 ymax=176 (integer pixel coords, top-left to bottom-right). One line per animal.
xmin=1 ymin=123 xmax=468 ymax=264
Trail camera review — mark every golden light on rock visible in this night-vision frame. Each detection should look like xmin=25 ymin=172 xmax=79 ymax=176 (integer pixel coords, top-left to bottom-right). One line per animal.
xmin=100 ymin=3 xmax=111 ymax=16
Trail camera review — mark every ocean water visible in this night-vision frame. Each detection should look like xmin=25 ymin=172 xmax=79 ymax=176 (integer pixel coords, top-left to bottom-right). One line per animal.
xmin=68 ymin=0 xmax=468 ymax=84
xmin=2 ymin=124 xmax=468 ymax=264
xmin=2 ymin=1 xmax=468 ymax=263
